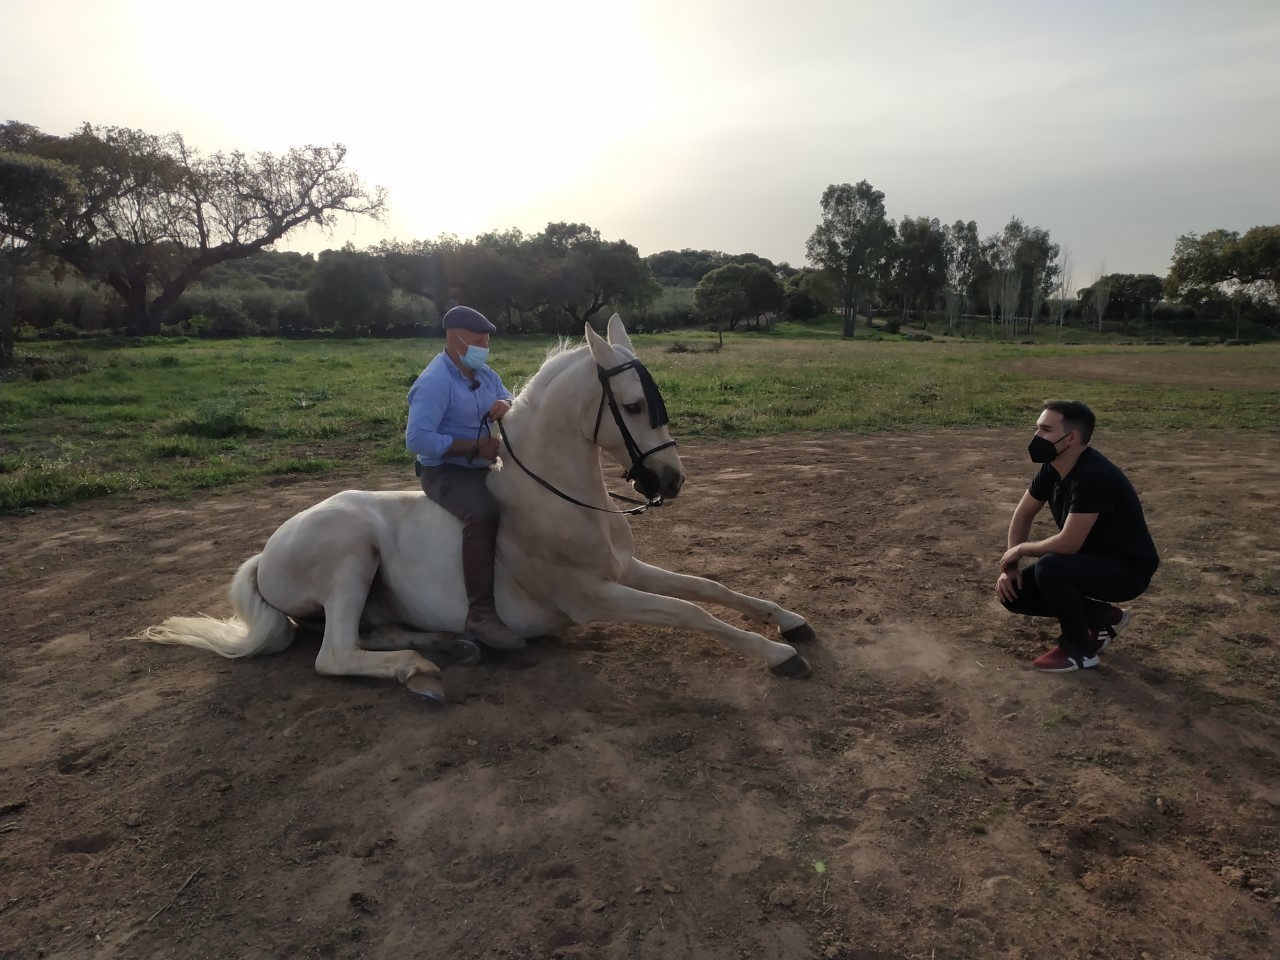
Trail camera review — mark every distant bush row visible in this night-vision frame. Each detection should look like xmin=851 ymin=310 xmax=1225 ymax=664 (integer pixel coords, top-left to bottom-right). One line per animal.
xmin=9 ymin=270 xmax=1276 ymax=343
xmin=9 ymin=272 xmax=719 ymax=340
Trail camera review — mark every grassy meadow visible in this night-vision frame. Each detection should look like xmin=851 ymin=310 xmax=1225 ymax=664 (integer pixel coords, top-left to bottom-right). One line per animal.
xmin=1 ymin=320 xmax=1276 ymax=511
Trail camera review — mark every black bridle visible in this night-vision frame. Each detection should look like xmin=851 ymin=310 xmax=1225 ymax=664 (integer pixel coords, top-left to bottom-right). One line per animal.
xmin=497 ymin=357 xmax=677 ymax=516
xmin=591 ymin=358 xmax=677 ymax=490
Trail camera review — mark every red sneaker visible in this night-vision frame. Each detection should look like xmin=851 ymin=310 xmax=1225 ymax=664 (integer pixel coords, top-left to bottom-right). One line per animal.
xmin=1033 ymin=645 xmax=1100 ymax=672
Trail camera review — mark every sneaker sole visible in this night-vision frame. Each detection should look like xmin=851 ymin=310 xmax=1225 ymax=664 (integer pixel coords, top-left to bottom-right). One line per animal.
xmin=1035 ymin=657 xmax=1100 ymax=673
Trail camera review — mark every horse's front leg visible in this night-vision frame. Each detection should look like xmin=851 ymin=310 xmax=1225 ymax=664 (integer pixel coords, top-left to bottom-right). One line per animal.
xmin=620 ymin=560 xmax=817 ymax=644
xmin=565 ymin=582 xmax=811 ymax=678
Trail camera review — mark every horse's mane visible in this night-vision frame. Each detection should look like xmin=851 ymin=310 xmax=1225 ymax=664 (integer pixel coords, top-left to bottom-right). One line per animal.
xmin=513 ymin=335 xmax=636 ymax=407
xmin=512 ymin=340 xmax=584 ymax=406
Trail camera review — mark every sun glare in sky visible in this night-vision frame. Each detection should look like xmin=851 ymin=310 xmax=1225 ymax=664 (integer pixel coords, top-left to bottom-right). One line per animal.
xmin=127 ymin=0 xmax=659 ymax=244
xmin=3 ymin=0 xmax=1278 ymax=272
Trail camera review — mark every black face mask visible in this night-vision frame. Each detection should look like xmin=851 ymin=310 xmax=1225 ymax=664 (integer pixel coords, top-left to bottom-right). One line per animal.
xmin=1028 ymin=432 xmax=1070 ymax=464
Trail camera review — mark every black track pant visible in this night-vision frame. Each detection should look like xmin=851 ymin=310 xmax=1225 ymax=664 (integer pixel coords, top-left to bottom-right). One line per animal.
xmin=1001 ymin=552 xmax=1156 ymax=658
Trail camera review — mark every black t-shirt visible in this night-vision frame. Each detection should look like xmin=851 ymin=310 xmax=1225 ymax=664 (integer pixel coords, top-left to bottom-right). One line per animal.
xmin=1028 ymin=447 xmax=1159 ymax=567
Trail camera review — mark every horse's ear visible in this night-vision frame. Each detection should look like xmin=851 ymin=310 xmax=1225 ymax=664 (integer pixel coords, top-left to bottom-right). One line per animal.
xmin=585 ymin=323 xmax=616 ymax=368
xmin=606 ymin=313 xmax=633 ymax=353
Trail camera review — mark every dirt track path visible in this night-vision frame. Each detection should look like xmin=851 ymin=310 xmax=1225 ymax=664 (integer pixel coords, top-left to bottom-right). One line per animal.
xmin=2 ymin=430 xmax=1277 ymax=960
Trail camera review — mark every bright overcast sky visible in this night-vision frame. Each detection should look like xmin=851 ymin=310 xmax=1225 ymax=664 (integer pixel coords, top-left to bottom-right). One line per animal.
xmin=2 ymin=0 xmax=1278 ymax=285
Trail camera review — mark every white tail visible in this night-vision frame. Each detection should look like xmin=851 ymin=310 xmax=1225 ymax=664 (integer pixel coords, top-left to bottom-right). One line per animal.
xmin=138 ymin=555 xmax=294 ymax=658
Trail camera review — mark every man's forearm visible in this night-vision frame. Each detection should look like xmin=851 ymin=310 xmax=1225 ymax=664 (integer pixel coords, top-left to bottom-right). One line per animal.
xmin=1015 ymin=531 xmax=1080 ymax=559
xmin=445 ymin=437 xmax=479 ymax=457
xmin=1007 ymin=517 xmax=1033 ymax=550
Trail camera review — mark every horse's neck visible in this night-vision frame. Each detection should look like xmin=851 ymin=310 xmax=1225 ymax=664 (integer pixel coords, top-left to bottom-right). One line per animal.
xmin=488 ymin=359 xmax=636 ymax=575
xmin=492 ymin=395 xmax=612 ymax=510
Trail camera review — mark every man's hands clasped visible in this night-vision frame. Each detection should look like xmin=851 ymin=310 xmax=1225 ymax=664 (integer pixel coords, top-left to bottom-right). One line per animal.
xmin=996 ymin=544 xmax=1023 ymax=603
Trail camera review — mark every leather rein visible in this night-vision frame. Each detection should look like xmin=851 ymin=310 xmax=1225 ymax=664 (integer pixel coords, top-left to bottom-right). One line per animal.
xmin=494 ymin=358 xmax=675 ymax=516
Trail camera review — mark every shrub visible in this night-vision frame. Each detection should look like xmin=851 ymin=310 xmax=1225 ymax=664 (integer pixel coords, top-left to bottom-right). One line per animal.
xmin=383 ymin=290 xmax=437 ymax=337
xmin=238 ymin=288 xmax=283 ymax=330
xmin=306 ymin=248 xmax=393 ymax=335
xmin=1152 ymin=302 xmax=1196 ymax=324
xmin=638 ymin=305 xmax=697 ymax=331
xmin=68 ymin=284 xmax=120 ymax=331
xmin=274 ymin=294 xmax=315 ymax=337
xmin=209 ymin=311 xmax=260 ymax=338
xmin=174 ymin=289 xmax=258 ymax=337
xmin=180 ymin=396 xmax=256 ymax=438
xmin=16 ymin=277 xmax=78 ymax=330
xmin=40 ymin=320 xmax=82 ymax=340
xmin=13 ymin=276 xmax=122 ymax=332
xmin=784 ymin=288 xmax=820 ymax=320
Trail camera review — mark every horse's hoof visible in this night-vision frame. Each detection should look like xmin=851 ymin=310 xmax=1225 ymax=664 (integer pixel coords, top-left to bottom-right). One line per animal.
xmin=782 ymin=623 xmax=817 ymax=644
xmin=770 ymin=654 xmax=812 ymax=679
xmin=449 ymin=637 xmax=483 ymax=667
xmin=405 ymin=672 xmax=446 ymax=704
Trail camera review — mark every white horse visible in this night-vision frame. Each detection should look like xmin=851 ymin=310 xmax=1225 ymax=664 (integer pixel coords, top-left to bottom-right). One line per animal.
xmin=141 ymin=315 xmax=815 ymax=702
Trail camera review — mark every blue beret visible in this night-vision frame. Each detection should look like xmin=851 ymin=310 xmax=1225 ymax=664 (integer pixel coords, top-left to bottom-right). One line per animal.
xmin=442 ymin=306 xmax=497 ymax=333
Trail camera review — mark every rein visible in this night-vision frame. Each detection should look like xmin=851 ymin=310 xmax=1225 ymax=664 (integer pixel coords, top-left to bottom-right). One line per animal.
xmin=493 ymin=357 xmax=675 ymax=517
xmin=496 ymin=418 xmax=657 ymax=516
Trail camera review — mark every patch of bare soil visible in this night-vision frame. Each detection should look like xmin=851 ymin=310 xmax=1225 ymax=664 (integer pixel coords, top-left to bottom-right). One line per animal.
xmin=1004 ymin=351 xmax=1279 ymax=391
xmin=1 ymin=430 xmax=1277 ymax=960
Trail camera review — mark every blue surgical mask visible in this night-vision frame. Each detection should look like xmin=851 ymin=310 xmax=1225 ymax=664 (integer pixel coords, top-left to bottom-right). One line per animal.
xmin=461 ymin=345 xmax=489 ymax=370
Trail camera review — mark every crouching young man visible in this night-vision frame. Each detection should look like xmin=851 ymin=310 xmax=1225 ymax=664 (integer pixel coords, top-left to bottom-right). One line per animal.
xmin=996 ymin=400 xmax=1159 ymax=672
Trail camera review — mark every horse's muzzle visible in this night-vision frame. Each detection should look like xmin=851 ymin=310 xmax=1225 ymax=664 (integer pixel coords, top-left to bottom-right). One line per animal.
xmin=634 ymin=463 xmax=684 ymax=501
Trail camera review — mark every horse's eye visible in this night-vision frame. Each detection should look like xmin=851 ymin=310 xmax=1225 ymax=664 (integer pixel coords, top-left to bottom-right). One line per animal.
xmin=624 ymin=402 xmax=643 ymax=415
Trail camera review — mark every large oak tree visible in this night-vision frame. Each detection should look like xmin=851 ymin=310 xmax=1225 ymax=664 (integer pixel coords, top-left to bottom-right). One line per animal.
xmin=0 ymin=122 xmax=386 ymax=335
xmin=0 ymin=145 xmax=82 ymax=363
xmin=1166 ymin=226 xmax=1279 ymax=303
xmin=693 ymin=262 xmax=784 ymax=333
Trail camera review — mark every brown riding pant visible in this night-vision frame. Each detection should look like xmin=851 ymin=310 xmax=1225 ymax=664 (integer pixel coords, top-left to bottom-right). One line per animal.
xmin=417 ymin=463 xmax=500 ymax=526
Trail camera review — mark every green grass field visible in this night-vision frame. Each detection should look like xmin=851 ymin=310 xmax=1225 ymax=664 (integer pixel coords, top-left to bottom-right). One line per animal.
xmin=1 ymin=322 xmax=1276 ymax=510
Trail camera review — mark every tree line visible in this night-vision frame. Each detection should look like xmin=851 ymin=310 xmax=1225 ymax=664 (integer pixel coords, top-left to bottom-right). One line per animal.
xmin=2 ymin=120 xmax=1276 ymax=363
xmin=804 ymin=180 xmax=1278 ymax=339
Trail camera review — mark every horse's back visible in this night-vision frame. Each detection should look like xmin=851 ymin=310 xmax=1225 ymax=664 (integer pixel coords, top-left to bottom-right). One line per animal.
xmin=256 ymin=489 xmax=449 ymax=616
xmin=292 ymin=487 xmax=422 ymax=520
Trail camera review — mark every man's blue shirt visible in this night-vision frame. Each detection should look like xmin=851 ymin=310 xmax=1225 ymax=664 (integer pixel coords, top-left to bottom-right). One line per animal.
xmin=405 ymin=352 xmax=514 ymax=468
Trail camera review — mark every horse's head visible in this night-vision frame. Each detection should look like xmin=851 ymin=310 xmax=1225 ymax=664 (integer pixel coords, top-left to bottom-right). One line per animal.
xmin=584 ymin=315 xmax=685 ymax=501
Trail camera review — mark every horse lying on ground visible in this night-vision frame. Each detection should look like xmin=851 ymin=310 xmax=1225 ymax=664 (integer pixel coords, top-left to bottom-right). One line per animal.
xmin=140 ymin=315 xmax=815 ymax=702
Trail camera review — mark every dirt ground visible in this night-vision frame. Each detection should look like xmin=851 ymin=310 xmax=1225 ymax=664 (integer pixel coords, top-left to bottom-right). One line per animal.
xmin=2 ymin=429 xmax=1278 ymax=960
